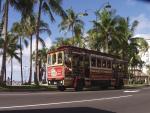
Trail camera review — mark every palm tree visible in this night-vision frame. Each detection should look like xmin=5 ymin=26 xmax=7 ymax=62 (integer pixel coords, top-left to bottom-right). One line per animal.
xmin=128 ymin=37 xmax=148 ymax=74
xmin=0 ymin=0 xmax=34 ymax=85
xmin=54 ymin=37 xmax=72 ymax=48
xmin=21 ymin=15 xmax=51 ymax=84
xmin=114 ymin=17 xmax=148 ymax=76
xmin=11 ymin=22 xmax=29 ymax=85
xmin=37 ymin=48 xmax=48 ymax=83
xmin=89 ymin=6 xmax=118 ymax=53
xmin=116 ymin=17 xmax=148 ymax=59
xmin=0 ymin=0 xmax=9 ymax=85
xmin=32 ymin=47 xmax=48 ymax=83
xmin=59 ymin=8 xmax=84 ymax=46
xmin=6 ymin=34 xmax=21 ymax=85
xmin=34 ymin=0 xmax=67 ymax=85
xmin=0 ymin=34 xmax=21 ymax=85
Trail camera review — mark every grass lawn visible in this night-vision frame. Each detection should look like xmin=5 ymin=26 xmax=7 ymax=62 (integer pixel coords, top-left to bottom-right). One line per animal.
xmin=0 ymin=85 xmax=57 ymax=92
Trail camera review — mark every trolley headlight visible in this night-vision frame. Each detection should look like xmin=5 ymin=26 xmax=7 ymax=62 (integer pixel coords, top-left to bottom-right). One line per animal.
xmin=60 ymin=81 xmax=63 ymax=84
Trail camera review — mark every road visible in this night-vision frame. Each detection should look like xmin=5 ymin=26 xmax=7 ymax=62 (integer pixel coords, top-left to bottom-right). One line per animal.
xmin=0 ymin=87 xmax=150 ymax=113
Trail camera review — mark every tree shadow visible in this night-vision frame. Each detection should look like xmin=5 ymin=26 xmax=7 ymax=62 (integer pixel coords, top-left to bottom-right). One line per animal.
xmin=1 ymin=107 xmax=116 ymax=113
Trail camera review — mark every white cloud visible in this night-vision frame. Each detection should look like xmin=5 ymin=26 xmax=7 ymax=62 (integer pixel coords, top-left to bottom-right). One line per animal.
xmin=126 ymin=0 xmax=136 ymax=6
xmin=23 ymin=37 xmax=52 ymax=56
xmin=134 ymin=34 xmax=150 ymax=40
xmin=131 ymin=14 xmax=150 ymax=34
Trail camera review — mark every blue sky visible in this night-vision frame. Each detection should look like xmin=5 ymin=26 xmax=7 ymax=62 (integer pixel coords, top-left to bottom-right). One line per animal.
xmin=8 ymin=0 xmax=150 ymax=40
xmin=2 ymin=0 xmax=150 ymax=81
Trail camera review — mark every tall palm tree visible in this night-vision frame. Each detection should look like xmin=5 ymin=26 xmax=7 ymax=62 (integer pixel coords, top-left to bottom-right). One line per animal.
xmin=0 ymin=34 xmax=21 ymax=85
xmin=59 ymin=8 xmax=84 ymax=46
xmin=89 ymin=6 xmax=118 ymax=53
xmin=116 ymin=17 xmax=148 ymax=59
xmin=21 ymin=15 xmax=51 ymax=84
xmin=6 ymin=34 xmax=21 ymax=85
xmin=113 ymin=17 xmax=148 ymax=75
xmin=0 ymin=0 xmax=9 ymax=85
xmin=34 ymin=0 xmax=67 ymax=85
xmin=0 ymin=0 xmax=34 ymax=85
xmin=11 ymin=22 xmax=29 ymax=85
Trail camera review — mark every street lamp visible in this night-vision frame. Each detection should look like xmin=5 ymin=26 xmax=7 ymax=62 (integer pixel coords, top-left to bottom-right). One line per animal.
xmin=95 ymin=2 xmax=111 ymax=20
xmin=78 ymin=11 xmax=88 ymax=17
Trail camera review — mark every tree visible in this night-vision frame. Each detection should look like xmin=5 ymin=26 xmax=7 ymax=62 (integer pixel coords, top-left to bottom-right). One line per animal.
xmin=34 ymin=0 xmax=67 ymax=85
xmin=54 ymin=37 xmax=72 ymax=48
xmin=59 ymin=8 xmax=84 ymax=46
xmin=88 ymin=6 xmax=118 ymax=53
xmin=11 ymin=22 xmax=29 ymax=85
xmin=113 ymin=17 xmax=148 ymax=76
xmin=0 ymin=34 xmax=20 ymax=85
xmin=32 ymin=47 xmax=48 ymax=83
xmin=21 ymin=15 xmax=51 ymax=84
xmin=6 ymin=34 xmax=20 ymax=85
xmin=0 ymin=0 xmax=34 ymax=85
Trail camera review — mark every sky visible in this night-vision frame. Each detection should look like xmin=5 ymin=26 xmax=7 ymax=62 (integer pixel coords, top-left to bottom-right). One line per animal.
xmin=1 ymin=0 xmax=150 ymax=81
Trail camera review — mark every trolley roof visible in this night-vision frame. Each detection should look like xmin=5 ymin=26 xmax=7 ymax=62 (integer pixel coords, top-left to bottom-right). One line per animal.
xmin=48 ymin=46 xmax=128 ymax=62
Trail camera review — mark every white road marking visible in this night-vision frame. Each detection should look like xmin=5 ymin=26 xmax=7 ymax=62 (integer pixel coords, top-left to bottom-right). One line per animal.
xmin=0 ymin=95 xmax=132 ymax=110
xmin=124 ymin=90 xmax=140 ymax=93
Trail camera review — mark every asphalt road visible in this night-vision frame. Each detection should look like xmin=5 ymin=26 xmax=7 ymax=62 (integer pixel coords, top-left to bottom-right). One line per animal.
xmin=0 ymin=87 xmax=150 ymax=113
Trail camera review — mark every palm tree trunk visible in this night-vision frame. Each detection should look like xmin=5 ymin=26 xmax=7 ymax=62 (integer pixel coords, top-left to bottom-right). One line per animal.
xmin=35 ymin=0 xmax=42 ymax=85
xmin=11 ymin=57 xmax=13 ymax=86
xmin=72 ymin=26 xmax=74 ymax=46
xmin=20 ymin=37 xmax=23 ymax=85
xmin=44 ymin=63 xmax=46 ymax=83
xmin=105 ymin=34 xmax=109 ymax=53
xmin=0 ymin=0 xmax=9 ymax=85
xmin=28 ymin=35 xmax=32 ymax=84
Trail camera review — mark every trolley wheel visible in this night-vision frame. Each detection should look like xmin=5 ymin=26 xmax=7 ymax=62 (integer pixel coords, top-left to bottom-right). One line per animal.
xmin=115 ymin=79 xmax=124 ymax=89
xmin=74 ymin=79 xmax=84 ymax=91
xmin=101 ymin=85 xmax=109 ymax=90
xmin=57 ymin=86 xmax=66 ymax=91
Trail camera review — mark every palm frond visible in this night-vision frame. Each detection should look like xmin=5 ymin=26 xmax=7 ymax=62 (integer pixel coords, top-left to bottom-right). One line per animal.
xmin=38 ymin=37 xmax=46 ymax=48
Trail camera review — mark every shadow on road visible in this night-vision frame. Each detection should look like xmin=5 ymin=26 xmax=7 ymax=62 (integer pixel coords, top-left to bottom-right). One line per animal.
xmin=1 ymin=107 xmax=116 ymax=113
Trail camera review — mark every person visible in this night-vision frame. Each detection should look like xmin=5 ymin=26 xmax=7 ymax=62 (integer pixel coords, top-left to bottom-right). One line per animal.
xmin=7 ymin=77 xmax=11 ymax=85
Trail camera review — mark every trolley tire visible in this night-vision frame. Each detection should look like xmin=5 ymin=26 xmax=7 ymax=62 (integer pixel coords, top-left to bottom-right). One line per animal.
xmin=74 ymin=79 xmax=84 ymax=91
xmin=115 ymin=79 xmax=124 ymax=89
xmin=57 ymin=86 xmax=66 ymax=91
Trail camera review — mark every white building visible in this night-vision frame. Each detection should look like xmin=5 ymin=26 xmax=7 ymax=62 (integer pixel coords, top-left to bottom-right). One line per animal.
xmin=135 ymin=34 xmax=150 ymax=76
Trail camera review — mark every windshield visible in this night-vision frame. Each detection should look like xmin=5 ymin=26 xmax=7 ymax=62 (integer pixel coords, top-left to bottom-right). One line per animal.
xmin=47 ymin=51 xmax=64 ymax=66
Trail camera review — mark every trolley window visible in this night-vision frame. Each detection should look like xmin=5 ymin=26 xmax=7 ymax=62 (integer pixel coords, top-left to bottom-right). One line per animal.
xmin=91 ymin=57 xmax=96 ymax=67
xmin=107 ymin=60 xmax=111 ymax=68
xmin=102 ymin=59 xmax=106 ymax=68
xmin=65 ymin=53 xmax=71 ymax=68
xmin=48 ymin=54 xmax=51 ymax=65
xmin=58 ymin=52 xmax=63 ymax=64
xmin=97 ymin=58 xmax=101 ymax=67
xmin=52 ymin=53 xmax=56 ymax=65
